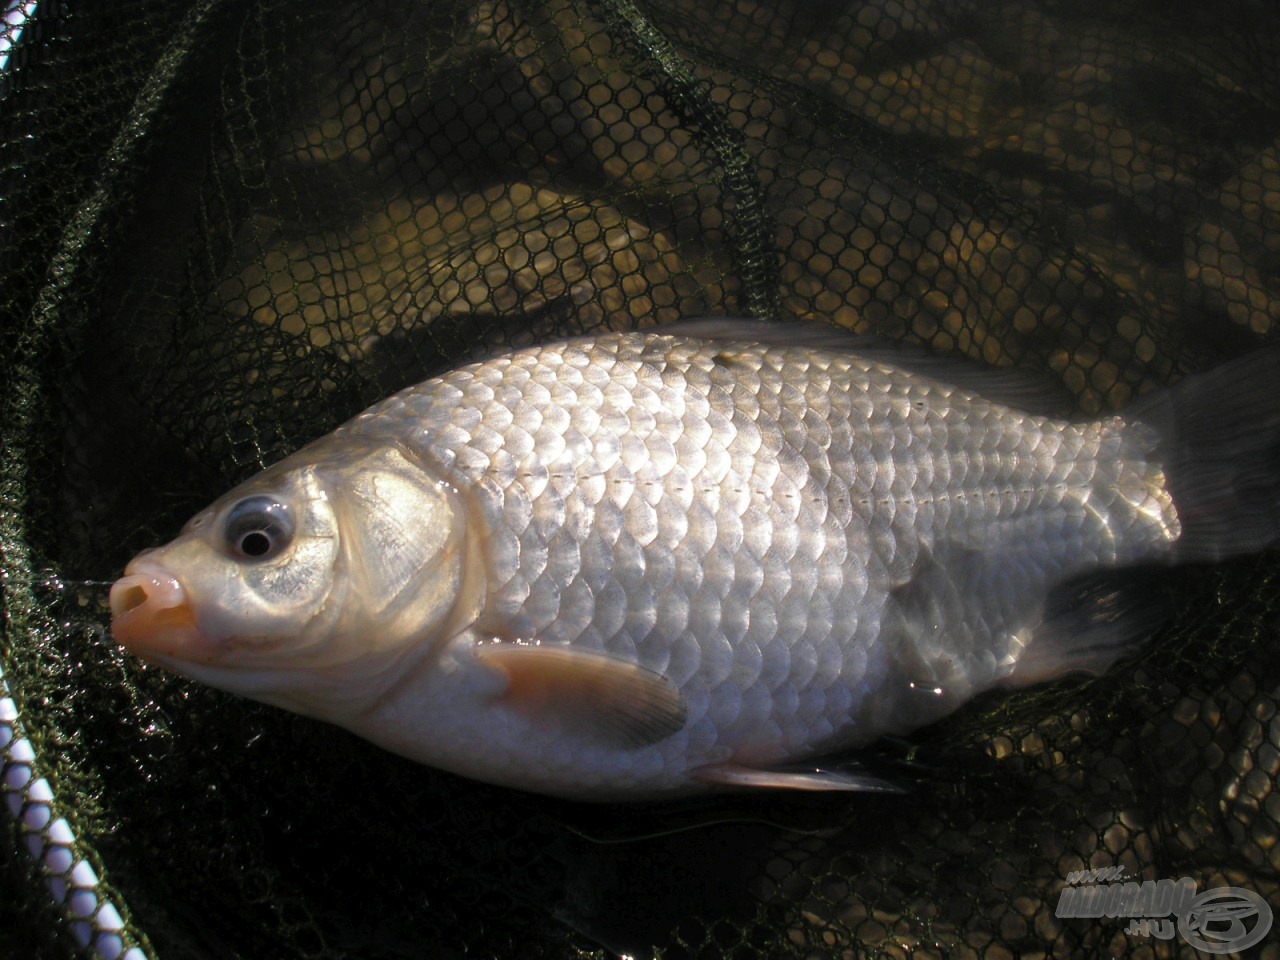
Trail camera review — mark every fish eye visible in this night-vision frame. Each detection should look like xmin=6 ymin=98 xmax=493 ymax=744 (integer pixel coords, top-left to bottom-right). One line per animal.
xmin=223 ymin=496 xmax=295 ymax=562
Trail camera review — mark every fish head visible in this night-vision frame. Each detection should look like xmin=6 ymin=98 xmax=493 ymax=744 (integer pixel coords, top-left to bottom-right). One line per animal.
xmin=109 ymin=438 xmax=475 ymax=716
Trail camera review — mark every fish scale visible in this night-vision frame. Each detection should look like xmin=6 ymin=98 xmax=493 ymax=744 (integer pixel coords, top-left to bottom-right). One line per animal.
xmin=110 ymin=326 xmax=1280 ymax=797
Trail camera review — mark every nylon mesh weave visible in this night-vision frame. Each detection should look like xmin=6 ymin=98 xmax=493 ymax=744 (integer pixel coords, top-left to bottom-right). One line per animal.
xmin=3 ymin=1 xmax=1278 ymax=957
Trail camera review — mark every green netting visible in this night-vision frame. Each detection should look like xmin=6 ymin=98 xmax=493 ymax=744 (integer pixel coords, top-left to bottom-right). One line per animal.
xmin=3 ymin=0 xmax=1279 ymax=957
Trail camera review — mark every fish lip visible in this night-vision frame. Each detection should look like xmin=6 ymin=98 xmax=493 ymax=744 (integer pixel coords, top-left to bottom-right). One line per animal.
xmin=109 ymin=562 xmax=204 ymax=662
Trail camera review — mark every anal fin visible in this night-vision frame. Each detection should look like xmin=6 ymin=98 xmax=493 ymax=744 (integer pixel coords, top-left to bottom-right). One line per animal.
xmin=1003 ymin=569 xmax=1170 ymax=687
xmin=475 ymin=643 xmax=688 ymax=749
xmin=692 ymin=761 xmax=905 ymax=794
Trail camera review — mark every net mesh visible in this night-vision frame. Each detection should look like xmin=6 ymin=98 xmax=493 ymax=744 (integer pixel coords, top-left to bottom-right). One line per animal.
xmin=3 ymin=1 xmax=1279 ymax=957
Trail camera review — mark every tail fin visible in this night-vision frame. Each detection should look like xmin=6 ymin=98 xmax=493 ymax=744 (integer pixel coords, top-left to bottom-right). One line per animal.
xmin=1127 ymin=345 xmax=1280 ymax=562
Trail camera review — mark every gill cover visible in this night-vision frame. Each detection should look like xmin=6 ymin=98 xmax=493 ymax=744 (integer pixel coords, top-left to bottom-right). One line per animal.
xmin=320 ymin=441 xmax=473 ymax=654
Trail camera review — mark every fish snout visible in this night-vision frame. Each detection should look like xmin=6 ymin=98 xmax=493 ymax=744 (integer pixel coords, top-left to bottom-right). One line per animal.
xmin=109 ymin=569 xmax=199 ymax=657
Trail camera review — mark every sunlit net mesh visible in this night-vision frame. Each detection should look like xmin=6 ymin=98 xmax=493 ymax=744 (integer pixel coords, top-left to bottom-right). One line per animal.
xmin=3 ymin=1 xmax=1278 ymax=957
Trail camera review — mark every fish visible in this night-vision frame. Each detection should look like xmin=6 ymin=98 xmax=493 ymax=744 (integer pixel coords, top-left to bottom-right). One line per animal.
xmin=109 ymin=320 xmax=1280 ymax=799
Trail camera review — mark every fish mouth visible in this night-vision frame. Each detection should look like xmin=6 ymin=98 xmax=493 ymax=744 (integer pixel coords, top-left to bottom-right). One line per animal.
xmin=109 ymin=565 xmax=202 ymax=662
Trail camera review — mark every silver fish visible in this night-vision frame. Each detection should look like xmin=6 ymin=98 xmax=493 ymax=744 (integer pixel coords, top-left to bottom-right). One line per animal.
xmin=109 ymin=321 xmax=1280 ymax=798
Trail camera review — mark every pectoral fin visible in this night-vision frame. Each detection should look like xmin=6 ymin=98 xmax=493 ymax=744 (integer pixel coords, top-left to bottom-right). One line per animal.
xmin=692 ymin=761 xmax=905 ymax=794
xmin=475 ymin=644 xmax=688 ymax=749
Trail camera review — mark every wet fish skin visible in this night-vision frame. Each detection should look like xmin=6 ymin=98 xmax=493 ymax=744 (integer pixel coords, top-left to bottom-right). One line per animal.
xmin=109 ymin=323 xmax=1280 ymax=798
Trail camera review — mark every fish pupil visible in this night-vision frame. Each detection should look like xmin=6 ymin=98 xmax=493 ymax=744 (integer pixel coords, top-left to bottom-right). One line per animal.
xmin=238 ymin=531 xmax=273 ymax=557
